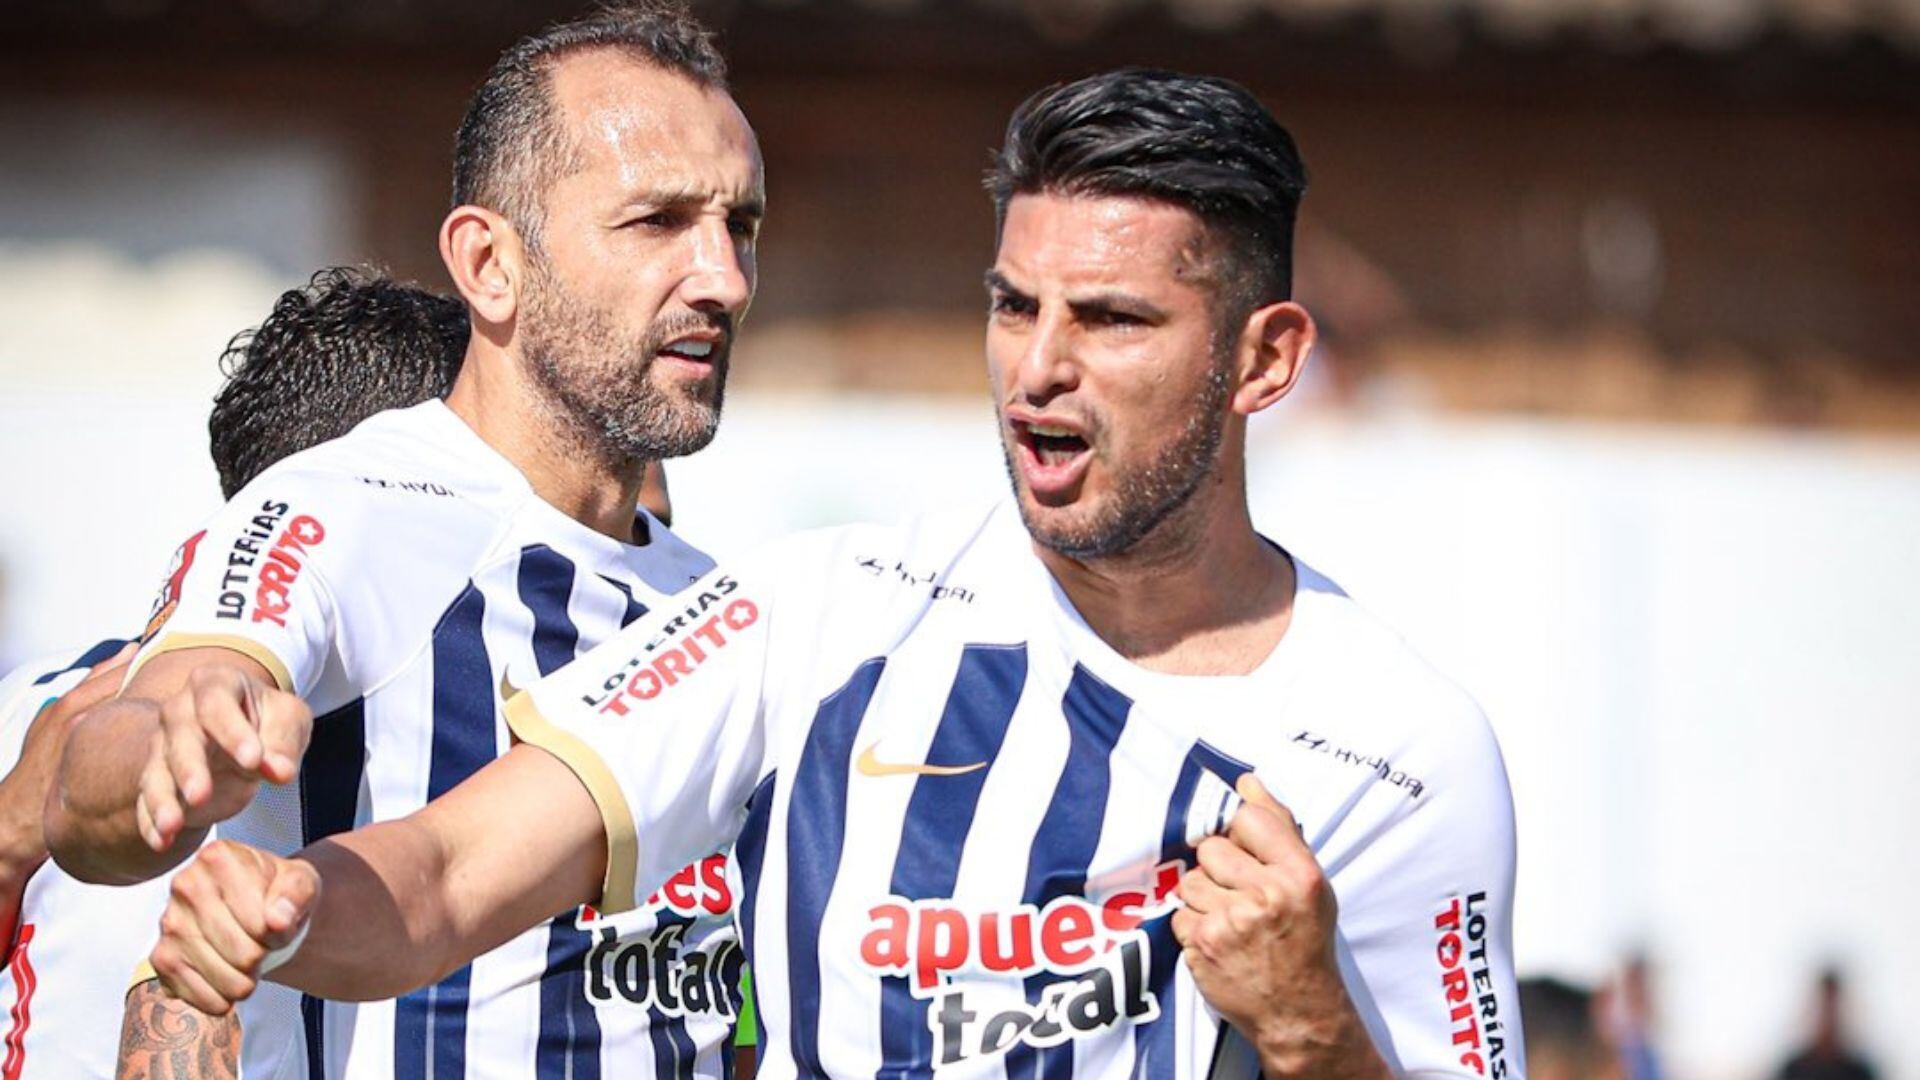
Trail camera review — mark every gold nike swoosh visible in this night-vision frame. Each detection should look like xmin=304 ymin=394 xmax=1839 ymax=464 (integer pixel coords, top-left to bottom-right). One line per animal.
xmin=500 ymin=668 xmax=523 ymax=703
xmin=855 ymin=742 xmax=987 ymax=778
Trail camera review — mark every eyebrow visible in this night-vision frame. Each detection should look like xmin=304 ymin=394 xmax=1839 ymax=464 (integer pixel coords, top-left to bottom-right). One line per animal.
xmin=983 ymin=269 xmax=1024 ymax=296
xmin=625 ymin=188 xmax=765 ymax=220
xmin=984 ymin=270 xmax=1167 ymax=321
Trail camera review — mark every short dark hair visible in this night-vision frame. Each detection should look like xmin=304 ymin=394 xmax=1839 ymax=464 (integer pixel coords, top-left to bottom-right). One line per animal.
xmin=451 ymin=1 xmax=728 ymax=249
xmin=987 ymin=68 xmax=1307 ymax=314
xmin=208 ymin=267 xmax=468 ymax=497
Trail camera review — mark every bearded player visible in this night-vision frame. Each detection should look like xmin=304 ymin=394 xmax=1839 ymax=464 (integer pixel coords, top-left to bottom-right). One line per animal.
xmin=47 ymin=4 xmax=760 ymax=1076
xmin=111 ymin=69 xmax=1519 ymax=1078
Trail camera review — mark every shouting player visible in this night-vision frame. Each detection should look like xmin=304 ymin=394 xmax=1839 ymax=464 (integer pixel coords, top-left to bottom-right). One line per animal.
xmin=0 ymin=267 xmax=466 ymax=1079
xmin=48 ymin=5 xmax=759 ymax=1077
xmin=116 ymin=70 xmax=1520 ymax=1077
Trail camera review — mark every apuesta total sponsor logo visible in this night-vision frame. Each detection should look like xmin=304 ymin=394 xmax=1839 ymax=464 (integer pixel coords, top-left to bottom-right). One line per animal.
xmin=583 ymin=853 xmax=741 ymax=1017
xmin=581 ymin=577 xmax=759 ymax=717
xmin=860 ymin=859 xmax=1185 ymax=1065
xmin=212 ymin=500 xmax=327 ymax=628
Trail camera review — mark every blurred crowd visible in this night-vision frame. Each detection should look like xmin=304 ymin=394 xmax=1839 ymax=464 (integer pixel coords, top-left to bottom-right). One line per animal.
xmin=1523 ymin=959 xmax=1881 ymax=1080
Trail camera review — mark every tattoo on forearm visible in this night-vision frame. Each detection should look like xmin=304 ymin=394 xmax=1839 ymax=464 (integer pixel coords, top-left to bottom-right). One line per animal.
xmin=117 ymin=981 xmax=239 ymax=1080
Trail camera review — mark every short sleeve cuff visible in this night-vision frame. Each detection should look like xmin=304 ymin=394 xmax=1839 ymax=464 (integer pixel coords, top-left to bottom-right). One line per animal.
xmin=133 ymin=632 xmax=297 ymax=694
xmin=503 ymin=692 xmax=640 ymax=913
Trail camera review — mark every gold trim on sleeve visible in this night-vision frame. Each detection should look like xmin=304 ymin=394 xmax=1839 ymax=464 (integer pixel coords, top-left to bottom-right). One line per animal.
xmin=128 ymin=958 xmax=158 ymax=993
xmin=132 ymin=633 xmax=297 ymax=694
xmin=503 ymin=693 xmax=640 ymax=913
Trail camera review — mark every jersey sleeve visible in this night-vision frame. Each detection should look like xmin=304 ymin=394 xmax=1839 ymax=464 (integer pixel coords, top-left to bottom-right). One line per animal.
xmin=503 ymin=553 xmax=780 ymax=915
xmin=1327 ymin=708 xmax=1525 ymax=1080
xmin=130 ymin=475 xmax=344 ymax=697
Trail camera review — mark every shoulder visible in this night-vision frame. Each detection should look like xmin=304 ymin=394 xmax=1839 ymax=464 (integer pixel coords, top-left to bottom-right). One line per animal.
xmin=210 ymin=403 xmax=521 ymax=581
xmin=756 ymin=499 xmax=1010 ymax=606
xmin=1287 ymin=562 xmax=1507 ymax=785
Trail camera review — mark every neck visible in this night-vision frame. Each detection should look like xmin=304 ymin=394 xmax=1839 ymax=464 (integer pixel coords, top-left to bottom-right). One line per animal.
xmin=445 ymin=340 xmax=648 ymax=544
xmin=1035 ymin=480 xmax=1295 ymax=677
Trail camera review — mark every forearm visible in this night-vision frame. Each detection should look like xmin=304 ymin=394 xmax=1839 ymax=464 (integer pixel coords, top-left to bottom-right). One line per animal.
xmin=270 ymin=746 xmax=606 ymax=1001
xmin=267 ymin=824 xmax=462 ymax=1001
xmin=1243 ymin=970 xmax=1394 ymax=1080
xmin=46 ymin=699 xmax=204 ymax=885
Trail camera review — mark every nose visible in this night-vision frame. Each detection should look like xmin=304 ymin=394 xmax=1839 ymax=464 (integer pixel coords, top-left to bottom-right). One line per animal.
xmin=681 ymin=217 xmax=753 ymax=314
xmin=1010 ymin=307 xmax=1078 ymax=404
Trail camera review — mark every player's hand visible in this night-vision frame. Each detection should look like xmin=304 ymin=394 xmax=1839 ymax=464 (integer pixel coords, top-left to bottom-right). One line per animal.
xmin=1173 ymin=774 xmax=1385 ymax=1078
xmin=150 ymin=839 xmax=320 ymax=1015
xmin=136 ymin=665 xmax=312 ymax=853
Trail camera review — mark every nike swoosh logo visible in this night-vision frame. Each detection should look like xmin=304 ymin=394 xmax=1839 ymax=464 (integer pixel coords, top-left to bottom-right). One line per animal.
xmin=855 ymin=742 xmax=987 ymax=778
xmin=500 ymin=668 xmax=523 ymax=703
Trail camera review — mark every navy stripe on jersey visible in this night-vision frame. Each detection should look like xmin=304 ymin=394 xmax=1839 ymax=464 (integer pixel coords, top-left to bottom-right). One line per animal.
xmin=787 ymin=659 xmax=887 ymax=1077
xmin=1134 ymin=741 xmax=1254 ymax=1079
xmin=644 ymin=915 xmax=700 ymax=1079
xmin=31 ymin=638 xmax=130 ymax=685
xmin=876 ymin=644 xmax=1029 ymax=1080
xmin=1006 ymin=665 xmax=1134 ymax=1080
xmin=298 ymin=697 xmax=367 ymax=1078
xmin=395 ymin=584 xmax=496 ymax=1080
xmin=735 ymin=773 xmax=777 ymax=1052
xmin=600 ymin=575 xmax=652 ymax=627
xmin=518 ymin=548 xmax=608 ymax=1080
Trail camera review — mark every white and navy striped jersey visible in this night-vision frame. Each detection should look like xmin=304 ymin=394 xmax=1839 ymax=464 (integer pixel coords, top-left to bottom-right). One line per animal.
xmin=137 ymin=400 xmax=745 ymax=1080
xmin=0 ymin=640 xmax=173 ymax=1080
xmin=511 ymin=499 xmax=1524 ymax=1079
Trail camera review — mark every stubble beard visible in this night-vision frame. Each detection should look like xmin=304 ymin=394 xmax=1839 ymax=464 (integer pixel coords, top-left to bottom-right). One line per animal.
xmin=520 ymin=264 xmax=728 ymax=474
xmin=1006 ymin=357 xmax=1234 ymax=563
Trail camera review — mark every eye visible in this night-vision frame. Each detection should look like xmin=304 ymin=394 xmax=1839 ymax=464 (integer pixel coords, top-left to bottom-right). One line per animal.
xmin=624 ymin=209 xmax=684 ymax=231
xmin=1089 ymin=308 xmax=1147 ymax=328
xmin=727 ymin=216 xmax=759 ymax=240
xmin=990 ymin=292 xmax=1036 ymax=319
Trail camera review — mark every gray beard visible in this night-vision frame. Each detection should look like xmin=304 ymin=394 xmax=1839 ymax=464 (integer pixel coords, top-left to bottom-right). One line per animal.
xmin=520 ymin=273 xmax=726 ymax=472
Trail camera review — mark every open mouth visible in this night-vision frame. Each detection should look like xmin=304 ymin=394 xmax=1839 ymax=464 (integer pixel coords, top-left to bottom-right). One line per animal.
xmin=1022 ymin=424 xmax=1089 ymax=466
xmin=1011 ymin=418 xmax=1093 ymax=497
xmin=657 ymin=337 xmax=720 ymax=363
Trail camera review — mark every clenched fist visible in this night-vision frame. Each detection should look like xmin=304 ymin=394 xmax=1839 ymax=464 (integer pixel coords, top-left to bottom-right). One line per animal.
xmin=1173 ymin=774 xmax=1388 ymax=1080
xmin=137 ymin=664 xmax=313 ymax=853
xmin=151 ymin=839 xmax=321 ymax=1015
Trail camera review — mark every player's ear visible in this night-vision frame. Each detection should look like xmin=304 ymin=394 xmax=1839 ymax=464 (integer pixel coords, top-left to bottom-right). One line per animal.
xmin=1231 ymin=300 xmax=1315 ymax=417
xmin=440 ymin=205 xmax=523 ymax=328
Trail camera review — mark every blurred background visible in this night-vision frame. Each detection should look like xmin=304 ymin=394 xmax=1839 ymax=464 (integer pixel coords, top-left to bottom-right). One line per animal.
xmin=2 ymin=0 xmax=1916 ymax=1076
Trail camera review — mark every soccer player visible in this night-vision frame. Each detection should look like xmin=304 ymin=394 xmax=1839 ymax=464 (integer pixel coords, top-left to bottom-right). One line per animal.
xmin=46 ymin=5 xmax=762 ymax=1077
xmin=0 ymin=268 xmax=466 ymax=1079
xmin=125 ymin=70 xmax=1522 ymax=1078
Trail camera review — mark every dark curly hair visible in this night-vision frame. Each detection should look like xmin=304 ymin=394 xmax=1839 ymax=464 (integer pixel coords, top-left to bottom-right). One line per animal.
xmin=208 ymin=267 xmax=467 ymax=498
xmin=452 ymin=0 xmax=727 ymax=251
xmin=987 ymin=68 xmax=1308 ymax=318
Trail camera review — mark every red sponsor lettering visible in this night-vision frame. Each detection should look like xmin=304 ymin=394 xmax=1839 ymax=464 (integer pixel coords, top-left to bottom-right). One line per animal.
xmin=1434 ymin=895 xmax=1498 ymax=1076
xmin=597 ymin=597 xmax=761 ymax=717
xmin=860 ymin=859 xmax=1186 ymax=993
xmin=642 ymin=853 xmax=733 ymax=918
xmin=251 ymin=515 xmax=326 ymax=627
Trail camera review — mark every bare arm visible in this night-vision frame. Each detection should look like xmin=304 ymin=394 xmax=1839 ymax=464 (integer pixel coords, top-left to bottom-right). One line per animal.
xmin=151 ymin=742 xmax=607 ymax=1010
xmin=47 ymin=649 xmax=307 ymax=885
xmin=117 ymin=980 xmax=238 ymax=1080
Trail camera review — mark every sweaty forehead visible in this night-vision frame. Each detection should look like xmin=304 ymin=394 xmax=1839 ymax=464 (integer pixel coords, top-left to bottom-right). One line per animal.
xmin=548 ymin=50 xmax=762 ymax=198
xmin=995 ymin=193 xmax=1213 ymax=291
